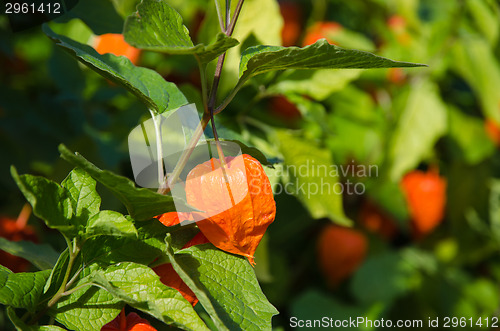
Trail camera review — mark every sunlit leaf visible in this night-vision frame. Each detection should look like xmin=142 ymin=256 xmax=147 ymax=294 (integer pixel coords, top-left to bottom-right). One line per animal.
xmin=11 ymin=167 xmax=75 ymax=237
xmin=239 ymin=40 xmax=426 ymax=82
xmin=59 ymin=144 xmax=182 ymax=221
xmin=43 ymin=25 xmax=187 ymax=115
xmin=89 ymin=262 xmax=209 ymax=330
xmin=61 ymin=168 xmax=101 ymax=228
xmin=389 ymin=80 xmax=447 ymax=180
xmin=166 ymin=236 xmax=278 ymax=330
xmin=85 ymin=211 xmax=138 ymax=239
xmin=276 ymin=131 xmax=351 ymax=226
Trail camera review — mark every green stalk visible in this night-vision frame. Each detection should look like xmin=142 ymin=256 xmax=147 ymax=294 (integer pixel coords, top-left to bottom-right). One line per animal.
xmin=149 ymin=108 xmax=165 ymax=189
xmin=46 ymin=241 xmax=80 ymax=308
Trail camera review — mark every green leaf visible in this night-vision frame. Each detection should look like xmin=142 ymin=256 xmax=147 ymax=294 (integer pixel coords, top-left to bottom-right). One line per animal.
xmin=59 ymin=144 xmax=182 ymax=221
xmin=164 ymin=237 xmax=227 ymax=331
xmin=0 ymin=238 xmax=59 ymax=270
xmin=351 ymin=251 xmax=420 ymax=305
xmin=448 ymin=106 xmax=495 ymax=165
xmin=268 ymin=69 xmax=361 ymax=101
xmin=81 ymin=219 xmax=197 ymax=268
xmin=198 ymin=0 xmax=283 ymax=97
xmin=489 ymin=180 xmax=500 ymax=243
xmin=0 ymin=266 xmax=51 ymax=312
xmin=452 ymin=36 xmax=500 ymax=123
xmin=253 ymin=234 xmax=272 ymax=283
xmin=275 ymin=131 xmax=351 ymax=226
xmin=364 ymin=178 xmax=410 ymax=228
xmin=7 ymin=306 xmax=66 ymax=331
xmin=43 ymin=249 xmax=69 ymax=299
xmin=61 ymin=168 xmax=101 ymax=228
xmin=123 ymin=0 xmax=238 ymax=63
xmin=90 ymin=262 xmax=209 ymax=331
xmin=166 ymin=237 xmax=278 ymax=331
xmin=388 ymin=80 xmax=447 ymax=180
xmin=85 ymin=211 xmax=138 ymax=238
xmin=466 ymin=0 xmax=499 ymax=46
xmin=11 ymin=167 xmax=75 ymax=237
xmin=219 ymin=139 xmax=272 ymax=166
xmin=291 ymin=290 xmax=382 ymax=330
xmin=454 ymin=278 xmax=500 ymax=318
xmin=82 ymin=236 xmax=162 ymax=267
xmin=239 ymin=40 xmax=426 ymax=82
xmin=327 ymin=113 xmax=383 ymax=165
xmin=42 ymin=25 xmax=187 ymax=115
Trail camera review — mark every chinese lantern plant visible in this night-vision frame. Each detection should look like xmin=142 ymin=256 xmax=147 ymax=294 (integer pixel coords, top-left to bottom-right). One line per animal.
xmin=0 ymin=205 xmax=38 ymax=273
xmin=93 ymin=33 xmax=141 ymax=65
xmin=0 ymin=0 xmax=424 ymax=329
xmin=317 ymin=225 xmax=368 ymax=287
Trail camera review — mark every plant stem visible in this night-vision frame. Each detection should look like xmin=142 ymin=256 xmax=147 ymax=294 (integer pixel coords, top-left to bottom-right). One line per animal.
xmin=226 ymin=0 xmax=244 ymax=36
xmin=208 ymin=53 xmax=228 ymax=167
xmin=226 ymin=0 xmax=230 ymax=30
xmin=29 ymin=237 xmax=81 ymax=325
xmin=60 ymin=282 xmax=94 ymax=297
xmin=208 ymin=0 xmax=245 ymax=114
xmin=207 ymin=0 xmax=245 ymax=166
xmin=149 ymin=108 xmax=165 ymax=190
xmin=207 ymin=54 xmax=226 ymax=114
xmin=215 ymin=0 xmax=226 ymax=32
xmin=197 ymin=57 xmax=209 ymax=114
xmin=65 ymin=264 xmax=85 ymax=289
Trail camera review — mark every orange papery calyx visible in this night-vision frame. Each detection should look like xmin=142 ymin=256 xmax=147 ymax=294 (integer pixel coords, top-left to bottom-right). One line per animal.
xmin=94 ymin=33 xmax=141 ymax=65
xmin=155 ymin=154 xmax=276 ymax=266
xmin=401 ymin=169 xmax=447 ymax=237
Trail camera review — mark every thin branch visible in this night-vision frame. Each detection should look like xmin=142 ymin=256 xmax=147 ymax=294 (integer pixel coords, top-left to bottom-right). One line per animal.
xmin=65 ymin=264 xmax=85 ymax=290
xmin=61 ymin=283 xmax=94 ymax=297
xmin=209 ymin=0 xmax=245 ymax=116
xmin=197 ymin=56 xmax=209 ymax=114
xmin=225 ymin=0 xmax=231 ymax=31
xmin=226 ymin=0 xmax=245 ymax=36
xmin=207 ymin=53 xmax=227 ymax=114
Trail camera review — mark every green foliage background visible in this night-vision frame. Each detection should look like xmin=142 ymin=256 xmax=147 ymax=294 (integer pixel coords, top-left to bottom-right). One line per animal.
xmin=1 ymin=0 xmax=500 ymax=330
